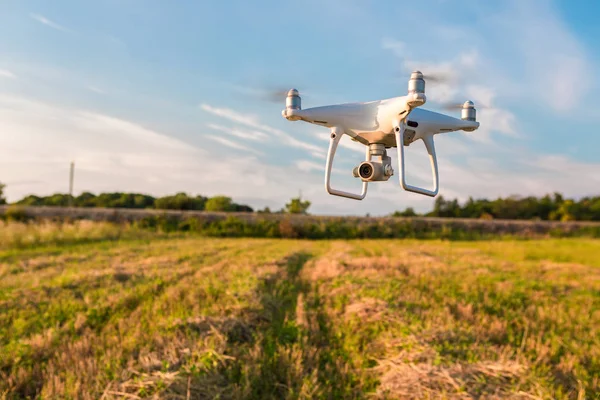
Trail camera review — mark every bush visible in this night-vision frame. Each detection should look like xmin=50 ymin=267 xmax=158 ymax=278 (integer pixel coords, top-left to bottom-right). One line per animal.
xmin=2 ymin=205 xmax=29 ymax=222
xmin=278 ymin=219 xmax=298 ymax=238
xmin=3 ymin=211 xmax=600 ymax=240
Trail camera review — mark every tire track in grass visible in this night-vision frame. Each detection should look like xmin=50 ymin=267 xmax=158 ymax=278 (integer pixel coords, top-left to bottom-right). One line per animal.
xmin=224 ymin=248 xmax=371 ymax=399
xmin=73 ymin=240 xmax=307 ymax=399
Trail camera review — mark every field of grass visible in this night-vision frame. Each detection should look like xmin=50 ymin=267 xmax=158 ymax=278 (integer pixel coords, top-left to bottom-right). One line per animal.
xmin=1 ymin=221 xmax=599 ymax=399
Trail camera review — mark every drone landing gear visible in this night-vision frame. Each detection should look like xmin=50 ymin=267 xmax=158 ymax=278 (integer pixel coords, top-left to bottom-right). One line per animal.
xmin=324 ymin=123 xmax=440 ymax=200
xmin=324 ymin=128 xmax=369 ymax=200
xmin=393 ymin=121 xmax=439 ymax=197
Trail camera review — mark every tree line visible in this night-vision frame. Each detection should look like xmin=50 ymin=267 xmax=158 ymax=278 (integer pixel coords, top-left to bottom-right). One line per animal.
xmin=0 ymin=183 xmax=312 ymax=214
xmin=2 ymin=182 xmax=600 ymax=221
xmin=392 ymin=193 xmax=600 ymax=221
xmin=11 ymin=192 xmax=254 ymax=212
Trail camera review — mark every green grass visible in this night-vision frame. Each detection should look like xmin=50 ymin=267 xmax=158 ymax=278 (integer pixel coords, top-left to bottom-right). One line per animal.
xmin=0 ymin=221 xmax=598 ymax=399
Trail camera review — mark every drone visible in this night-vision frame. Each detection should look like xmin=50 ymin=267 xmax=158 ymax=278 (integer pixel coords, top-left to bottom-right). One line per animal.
xmin=281 ymin=71 xmax=480 ymax=199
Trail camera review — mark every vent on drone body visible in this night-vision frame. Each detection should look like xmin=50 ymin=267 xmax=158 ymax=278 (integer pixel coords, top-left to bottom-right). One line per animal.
xmin=286 ymin=89 xmax=301 ymax=111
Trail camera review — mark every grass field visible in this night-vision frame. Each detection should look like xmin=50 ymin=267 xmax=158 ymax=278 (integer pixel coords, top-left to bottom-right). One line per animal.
xmin=1 ymin=221 xmax=599 ymax=399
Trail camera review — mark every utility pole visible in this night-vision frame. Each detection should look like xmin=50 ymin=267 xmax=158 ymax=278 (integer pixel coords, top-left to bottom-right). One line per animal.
xmin=68 ymin=161 xmax=74 ymax=207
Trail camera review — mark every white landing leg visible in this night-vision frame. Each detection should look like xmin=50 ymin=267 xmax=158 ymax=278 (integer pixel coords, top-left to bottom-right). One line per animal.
xmin=393 ymin=121 xmax=439 ymax=197
xmin=324 ymin=127 xmax=369 ymax=200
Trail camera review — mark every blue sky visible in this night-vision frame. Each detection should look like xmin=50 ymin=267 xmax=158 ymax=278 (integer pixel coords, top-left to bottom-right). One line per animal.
xmin=1 ymin=0 xmax=599 ymax=215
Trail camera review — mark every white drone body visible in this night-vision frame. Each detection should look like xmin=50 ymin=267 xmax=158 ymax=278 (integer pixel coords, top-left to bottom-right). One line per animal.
xmin=281 ymin=71 xmax=480 ymax=199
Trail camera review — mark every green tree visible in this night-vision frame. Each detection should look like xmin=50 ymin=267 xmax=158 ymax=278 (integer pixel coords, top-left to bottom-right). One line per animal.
xmin=285 ymin=196 xmax=311 ymax=214
xmin=428 ymin=195 xmax=460 ymax=218
xmin=154 ymin=192 xmax=204 ymax=210
xmin=556 ymin=200 xmax=577 ymax=221
xmin=233 ymin=204 xmax=253 ymax=212
xmin=205 ymin=196 xmax=235 ymax=212
xmin=0 ymin=182 xmax=6 ymax=205
xmin=75 ymin=192 xmax=98 ymax=207
xmin=428 ymin=195 xmax=446 ymax=217
xmin=392 ymin=207 xmax=417 ymax=217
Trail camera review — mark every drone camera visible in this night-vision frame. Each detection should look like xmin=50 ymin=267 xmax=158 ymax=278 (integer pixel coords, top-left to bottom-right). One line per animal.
xmin=353 ymin=161 xmax=392 ymax=182
xmin=353 ymin=144 xmax=394 ymax=182
xmin=358 ymin=162 xmax=378 ymax=180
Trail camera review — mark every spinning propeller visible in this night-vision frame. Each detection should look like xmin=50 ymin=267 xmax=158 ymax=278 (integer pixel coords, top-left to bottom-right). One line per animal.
xmin=439 ymin=101 xmax=494 ymax=111
xmin=239 ymin=84 xmax=315 ymax=104
xmin=418 ymin=72 xmax=453 ymax=84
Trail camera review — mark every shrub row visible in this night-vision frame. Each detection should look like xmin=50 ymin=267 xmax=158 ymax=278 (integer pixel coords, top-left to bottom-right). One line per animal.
xmin=3 ymin=206 xmax=600 ymax=240
xmin=131 ymin=215 xmax=600 ymax=240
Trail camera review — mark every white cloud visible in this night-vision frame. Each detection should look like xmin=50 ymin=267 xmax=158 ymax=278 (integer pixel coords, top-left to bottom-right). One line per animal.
xmin=87 ymin=85 xmax=105 ymax=94
xmin=0 ymin=69 xmax=16 ymax=79
xmin=295 ymin=159 xmax=345 ymax=175
xmin=75 ymin=111 xmax=196 ymax=153
xmin=284 ymin=136 xmax=325 ymax=158
xmin=200 ymin=103 xmax=325 ymax=157
xmin=458 ymin=50 xmax=480 ymax=69
xmin=491 ymin=1 xmax=593 ymax=112
xmin=375 ymin=144 xmax=600 ymax=206
xmin=200 ymin=103 xmax=261 ymax=129
xmin=381 ymin=37 xmax=405 ymax=58
xmin=203 ymin=135 xmax=263 ymax=155
xmin=30 ymin=13 xmax=71 ymax=33
xmin=0 ymin=96 xmax=207 ymax=196
xmin=295 ymin=160 xmax=324 ymax=173
xmin=0 ymin=96 xmax=200 ymax=170
xmin=464 ymin=85 xmax=494 ymax=108
xmin=378 ymin=0 xmax=597 ymax=142
xmin=207 ymin=123 xmax=268 ymax=142
xmin=440 ymin=153 xmax=600 ymax=202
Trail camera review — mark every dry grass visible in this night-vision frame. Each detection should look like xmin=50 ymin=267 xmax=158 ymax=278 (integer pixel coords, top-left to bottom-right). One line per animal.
xmin=0 ymin=220 xmax=144 ymax=250
xmin=0 ymin=222 xmax=599 ymax=399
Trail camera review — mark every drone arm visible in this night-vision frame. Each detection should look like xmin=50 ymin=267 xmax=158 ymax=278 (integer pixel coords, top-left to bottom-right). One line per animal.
xmin=324 ymin=128 xmax=368 ymax=200
xmin=394 ymin=121 xmax=439 ymax=197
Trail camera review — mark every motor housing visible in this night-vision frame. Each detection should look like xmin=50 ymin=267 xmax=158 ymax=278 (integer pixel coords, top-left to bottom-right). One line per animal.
xmin=286 ymin=89 xmax=301 ymax=110
xmin=461 ymin=100 xmax=476 ymax=121
xmin=407 ymin=71 xmax=426 ymax=107
xmin=408 ymin=71 xmax=425 ymax=95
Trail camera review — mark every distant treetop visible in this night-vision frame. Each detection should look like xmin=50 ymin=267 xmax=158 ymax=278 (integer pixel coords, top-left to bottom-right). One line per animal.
xmin=5 ymin=185 xmax=600 ymax=221
xmin=13 ymin=191 xmax=253 ymax=213
xmin=392 ymin=193 xmax=600 ymax=222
